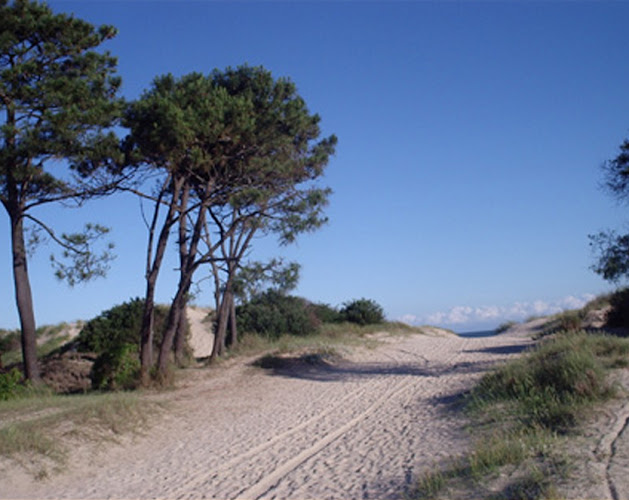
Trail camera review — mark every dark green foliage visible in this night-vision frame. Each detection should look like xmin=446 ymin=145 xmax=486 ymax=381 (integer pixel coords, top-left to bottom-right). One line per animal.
xmin=310 ymin=302 xmax=342 ymax=324
xmin=77 ymin=298 xmax=145 ymax=354
xmin=236 ymin=290 xmax=320 ymax=338
xmin=0 ymin=368 xmax=23 ymax=400
xmin=591 ymin=137 xmax=629 ymax=284
xmin=590 ymin=231 xmax=629 ymax=283
xmin=233 ymin=260 xmax=300 ymax=304
xmin=1 ymin=0 xmax=124 ymax=381
xmin=605 ymin=287 xmax=629 ymax=330
xmin=340 ymin=298 xmax=385 ymax=325
xmin=91 ymin=343 xmax=140 ymax=391
xmin=77 ymin=298 xmax=176 ymax=354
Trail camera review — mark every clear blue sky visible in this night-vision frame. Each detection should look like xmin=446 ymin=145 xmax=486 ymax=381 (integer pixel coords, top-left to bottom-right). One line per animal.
xmin=2 ymin=0 xmax=629 ymax=332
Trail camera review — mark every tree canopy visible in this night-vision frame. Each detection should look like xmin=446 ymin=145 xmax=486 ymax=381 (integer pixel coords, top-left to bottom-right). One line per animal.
xmin=0 ymin=0 xmax=123 ymax=380
xmin=591 ymin=138 xmax=629 ymax=283
xmin=123 ymin=66 xmax=336 ymax=377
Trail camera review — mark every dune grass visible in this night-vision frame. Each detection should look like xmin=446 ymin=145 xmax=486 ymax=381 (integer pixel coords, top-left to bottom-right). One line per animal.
xmin=411 ymin=330 xmax=629 ymax=499
xmin=0 ymin=390 xmax=164 ymax=478
xmin=223 ymin=321 xmax=424 ymax=362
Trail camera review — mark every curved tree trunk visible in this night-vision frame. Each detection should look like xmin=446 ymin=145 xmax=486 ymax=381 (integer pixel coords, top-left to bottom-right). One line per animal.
xmin=156 ymin=288 xmax=185 ymax=378
xmin=139 ymin=175 xmax=182 ymax=385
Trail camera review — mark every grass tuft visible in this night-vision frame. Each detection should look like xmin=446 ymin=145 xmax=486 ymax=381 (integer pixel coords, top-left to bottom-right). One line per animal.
xmin=411 ymin=330 xmax=629 ymax=499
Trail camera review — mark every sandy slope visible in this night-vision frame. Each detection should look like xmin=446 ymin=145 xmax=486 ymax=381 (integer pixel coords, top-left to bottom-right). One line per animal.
xmin=1 ymin=328 xmax=535 ymax=499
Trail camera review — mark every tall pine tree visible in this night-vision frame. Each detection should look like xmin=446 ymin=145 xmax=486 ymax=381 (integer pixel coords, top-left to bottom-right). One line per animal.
xmin=0 ymin=0 xmax=123 ymax=381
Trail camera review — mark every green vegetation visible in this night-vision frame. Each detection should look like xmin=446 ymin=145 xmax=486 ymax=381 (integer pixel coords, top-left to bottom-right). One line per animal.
xmin=1 ymin=323 xmax=74 ymax=368
xmin=339 ymin=298 xmax=385 ymax=325
xmin=0 ymin=369 xmax=25 ymax=401
xmin=230 ymin=319 xmax=418 ymax=363
xmin=75 ymin=298 xmax=190 ymax=390
xmin=236 ymin=291 xmax=322 ymax=339
xmin=0 ymin=390 xmax=162 ymax=477
xmin=495 ymin=321 xmax=517 ymax=333
xmin=1 ymin=0 xmax=124 ymax=382
xmin=411 ymin=329 xmax=629 ymax=499
xmin=236 ymin=292 xmax=387 ymax=339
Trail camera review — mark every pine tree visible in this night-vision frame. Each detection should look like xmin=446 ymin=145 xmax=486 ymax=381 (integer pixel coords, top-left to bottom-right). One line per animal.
xmin=0 ymin=0 xmax=123 ymax=381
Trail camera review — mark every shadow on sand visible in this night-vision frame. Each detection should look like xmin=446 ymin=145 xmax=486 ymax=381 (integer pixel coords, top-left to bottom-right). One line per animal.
xmin=251 ymin=354 xmax=499 ymax=383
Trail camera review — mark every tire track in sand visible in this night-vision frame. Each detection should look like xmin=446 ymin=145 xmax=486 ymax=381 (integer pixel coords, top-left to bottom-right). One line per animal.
xmin=220 ymin=337 xmax=471 ymax=500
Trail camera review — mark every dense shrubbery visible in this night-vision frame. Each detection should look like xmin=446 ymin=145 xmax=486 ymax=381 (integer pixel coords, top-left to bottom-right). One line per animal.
xmin=0 ymin=368 xmax=23 ymax=401
xmin=339 ymin=298 xmax=384 ymax=325
xmin=236 ymin=293 xmax=386 ymax=337
xmin=236 ymin=291 xmax=320 ymax=338
xmin=77 ymin=298 xmax=188 ymax=390
xmin=309 ymin=302 xmax=342 ymax=324
xmin=78 ymin=298 xmax=143 ymax=353
xmin=605 ymin=288 xmax=629 ymax=330
xmin=91 ymin=343 xmax=141 ymax=390
xmin=472 ymin=331 xmax=627 ymax=429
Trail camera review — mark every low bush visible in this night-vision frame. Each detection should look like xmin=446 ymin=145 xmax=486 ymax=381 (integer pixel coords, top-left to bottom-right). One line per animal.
xmin=0 ymin=368 xmax=23 ymax=401
xmin=236 ymin=290 xmax=320 ymax=338
xmin=471 ymin=331 xmax=622 ymax=430
xmin=605 ymin=288 xmax=629 ymax=330
xmin=310 ymin=302 xmax=342 ymax=324
xmin=339 ymin=298 xmax=384 ymax=325
xmin=77 ymin=298 xmax=190 ymax=390
xmin=91 ymin=343 xmax=141 ymax=391
xmin=77 ymin=298 xmax=146 ymax=354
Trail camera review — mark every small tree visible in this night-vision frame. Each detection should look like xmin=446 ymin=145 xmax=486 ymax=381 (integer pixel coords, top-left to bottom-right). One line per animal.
xmin=591 ymin=137 xmax=629 ymax=283
xmin=0 ymin=0 xmax=123 ymax=381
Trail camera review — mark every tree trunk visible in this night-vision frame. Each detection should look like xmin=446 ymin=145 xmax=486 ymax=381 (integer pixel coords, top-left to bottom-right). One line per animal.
xmin=9 ymin=211 xmax=40 ymax=382
xmin=156 ymin=291 xmax=183 ymax=378
xmin=210 ymin=291 xmax=231 ymax=362
xmin=225 ymin=292 xmax=237 ymax=348
xmin=139 ymin=282 xmax=156 ymax=386
xmin=174 ymin=291 xmax=189 ymax=366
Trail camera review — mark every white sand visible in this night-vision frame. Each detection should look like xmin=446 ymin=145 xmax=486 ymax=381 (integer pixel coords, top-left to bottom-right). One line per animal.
xmin=1 ymin=327 xmax=536 ymax=499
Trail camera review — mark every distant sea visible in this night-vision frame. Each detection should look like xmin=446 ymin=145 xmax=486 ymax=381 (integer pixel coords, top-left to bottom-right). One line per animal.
xmin=457 ymin=330 xmax=498 ymax=338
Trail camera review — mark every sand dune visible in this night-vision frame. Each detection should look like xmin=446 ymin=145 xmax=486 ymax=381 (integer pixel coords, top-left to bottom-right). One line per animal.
xmin=1 ymin=328 xmax=536 ymax=499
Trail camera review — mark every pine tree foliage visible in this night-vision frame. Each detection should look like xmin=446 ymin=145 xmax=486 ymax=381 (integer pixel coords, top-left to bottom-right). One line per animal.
xmin=0 ymin=0 xmax=124 ymax=380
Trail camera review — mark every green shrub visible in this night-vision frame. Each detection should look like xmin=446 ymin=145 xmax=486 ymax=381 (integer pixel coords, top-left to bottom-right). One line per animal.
xmin=310 ymin=302 xmax=342 ymax=324
xmin=339 ymin=298 xmax=384 ymax=325
xmin=472 ymin=331 xmax=620 ymax=430
xmin=0 ymin=329 xmax=21 ymax=366
xmin=91 ymin=343 xmax=141 ymax=391
xmin=77 ymin=298 xmax=145 ymax=354
xmin=76 ymin=298 xmax=179 ymax=355
xmin=0 ymin=368 xmax=23 ymax=401
xmin=496 ymin=321 xmax=517 ymax=333
xmin=236 ymin=290 xmax=320 ymax=338
xmin=605 ymin=288 xmax=629 ymax=331
xmin=555 ymin=310 xmax=583 ymax=331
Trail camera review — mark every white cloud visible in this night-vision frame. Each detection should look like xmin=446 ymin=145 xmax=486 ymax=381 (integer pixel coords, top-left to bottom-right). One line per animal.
xmin=401 ymin=293 xmax=597 ymax=329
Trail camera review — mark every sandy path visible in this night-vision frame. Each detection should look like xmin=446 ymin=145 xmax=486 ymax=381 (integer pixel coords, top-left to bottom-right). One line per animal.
xmin=1 ymin=330 xmax=534 ymax=499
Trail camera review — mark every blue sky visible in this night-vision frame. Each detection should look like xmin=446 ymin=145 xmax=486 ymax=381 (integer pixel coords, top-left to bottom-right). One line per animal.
xmin=2 ymin=0 xmax=629 ymax=332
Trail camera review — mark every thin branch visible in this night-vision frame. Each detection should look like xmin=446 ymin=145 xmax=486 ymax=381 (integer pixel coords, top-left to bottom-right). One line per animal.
xmin=24 ymin=214 xmax=87 ymax=255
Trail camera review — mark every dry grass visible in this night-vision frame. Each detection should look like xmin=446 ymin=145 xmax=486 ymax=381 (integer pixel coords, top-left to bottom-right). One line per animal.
xmin=0 ymin=391 xmax=164 ymax=478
